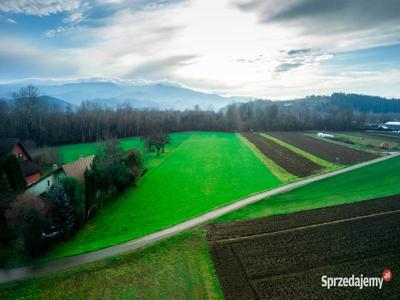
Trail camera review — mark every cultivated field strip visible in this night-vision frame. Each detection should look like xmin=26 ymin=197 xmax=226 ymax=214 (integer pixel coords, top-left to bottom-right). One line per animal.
xmin=208 ymin=196 xmax=400 ymax=299
xmin=268 ymin=132 xmax=377 ymax=164
xmin=207 ymin=194 xmax=400 ymax=241
xmin=361 ymin=132 xmax=400 ymax=143
xmin=241 ymin=132 xmax=324 ymax=177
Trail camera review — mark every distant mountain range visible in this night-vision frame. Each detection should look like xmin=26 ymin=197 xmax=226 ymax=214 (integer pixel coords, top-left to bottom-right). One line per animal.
xmin=2 ymin=95 xmax=73 ymax=110
xmin=0 ymin=80 xmax=252 ymax=110
xmin=0 ymin=79 xmax=399 ymax=113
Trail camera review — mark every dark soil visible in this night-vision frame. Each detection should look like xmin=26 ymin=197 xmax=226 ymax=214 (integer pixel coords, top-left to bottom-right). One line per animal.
xmin=208 ymin=195 xmax=400 ymax=299
xmin=268 ymin=132 xmax=377 ymax=164
xmin=242 ymin=132 xmax=324 ymax=177
xmin=207 ymin=194 xmax=400 ymax=241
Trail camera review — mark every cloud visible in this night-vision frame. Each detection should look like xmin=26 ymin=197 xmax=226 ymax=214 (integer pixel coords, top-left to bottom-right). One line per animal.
xmin=127 ymin=54 xmax=197 ymax=78
xmin=0 ymin=0 xmax=399 ymax=99
xmin=46 ymin=25 xmax=80 ymax=38
xmin=275 ymin=63 xmax=302 ymax=72
xmin=234 ymin=0 xmax=400 ymax=34
xmin=287 ymin=48 xmax=312 ymax=56
xmin=0 ymin=37 xmax=77 ymax=79
xmin=0 ymin=0 xmax=81 ymax=16
xmin=0 ymin=15 xmax=17 ymax=24
xmin=269 ymin=0 xmax=400 ymax=29
xmin=274 ymin=48 xmax=333 ymax=73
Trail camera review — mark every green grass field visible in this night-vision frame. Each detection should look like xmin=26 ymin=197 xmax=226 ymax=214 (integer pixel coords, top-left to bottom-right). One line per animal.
xmin=0 ymin=229 xmax=223 ymax=300
xmin=217 ymin=155 xmax=400 ymax=222
xmin=44 ymin=132 xmax=281 ymax=259
xmin=56 ymin=133 xmax=191 ymax=165
xmin=3 ymin=152 xmax=399 ymax=299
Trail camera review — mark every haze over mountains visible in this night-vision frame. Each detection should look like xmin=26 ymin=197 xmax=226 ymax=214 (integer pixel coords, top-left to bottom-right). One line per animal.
xmin=0 ymin=79 xmax=252 ymax=110
xmin=1 ymin=79 xmax=400 ymax=114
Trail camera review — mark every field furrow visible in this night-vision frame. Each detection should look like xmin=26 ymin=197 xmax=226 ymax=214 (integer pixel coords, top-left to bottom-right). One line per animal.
xmin=242 ymin=132 xmax=324 ymax=177
xmin=268 ymin=132 xmax=377 ymax=164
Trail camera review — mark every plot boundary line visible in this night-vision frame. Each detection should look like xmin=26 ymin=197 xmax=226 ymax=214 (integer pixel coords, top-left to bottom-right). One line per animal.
xmin=213 ymin=209 xmax=400 ymax=244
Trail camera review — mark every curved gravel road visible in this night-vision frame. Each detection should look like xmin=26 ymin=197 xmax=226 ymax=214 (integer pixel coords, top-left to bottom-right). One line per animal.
xmin=1 ymin=152 xmax=398 ymax=284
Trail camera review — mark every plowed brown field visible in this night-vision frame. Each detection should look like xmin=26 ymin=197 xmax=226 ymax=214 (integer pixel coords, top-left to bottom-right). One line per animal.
xmin=242 ymin=132 xmax=323 ymax=177
xmin=208 ymin=195 xmax=400 ymax=299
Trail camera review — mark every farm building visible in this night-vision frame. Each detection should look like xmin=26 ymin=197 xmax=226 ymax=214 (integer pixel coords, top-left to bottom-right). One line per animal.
xmin=25 ymin=155 xmax=94 ymax=196
xmin=317 ymin=132 xmax=334 ymax=138
xmin=0 ymin=138 xmax=41 ymax=185
xmin=384 ymin=121 xmax=400 ymax=131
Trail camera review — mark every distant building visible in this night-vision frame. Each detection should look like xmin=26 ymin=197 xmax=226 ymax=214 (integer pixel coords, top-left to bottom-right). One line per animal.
xmin=384 ymin=121 xmax=400 ymax=131
xmin=317 ymin=132 xmax=334 ymax=138
xmin=24 ymin=155 xmax=94 ymax=197
xmin=0 ymin=138 xmax=41 ymax=185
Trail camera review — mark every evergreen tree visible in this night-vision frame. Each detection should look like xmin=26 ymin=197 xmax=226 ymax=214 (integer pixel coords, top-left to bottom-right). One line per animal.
xmin=0 ymin=169 xmax=15 ymax=241
xmin=1 ymin=155 xmax=26 ymax=192
xmin=46 ymin=181 xmax=76 ymax=237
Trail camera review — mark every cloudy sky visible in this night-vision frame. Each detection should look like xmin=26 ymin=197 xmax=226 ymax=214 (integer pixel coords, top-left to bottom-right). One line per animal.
xmin=0 ymin=0 xmax=399 ymax=99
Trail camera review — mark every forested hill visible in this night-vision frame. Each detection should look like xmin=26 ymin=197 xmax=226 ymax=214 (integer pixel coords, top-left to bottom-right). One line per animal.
xmin=272 ymin=93 xmax=400 ymax=114
xmin=1 ymin=86 xmax=400 ymax=147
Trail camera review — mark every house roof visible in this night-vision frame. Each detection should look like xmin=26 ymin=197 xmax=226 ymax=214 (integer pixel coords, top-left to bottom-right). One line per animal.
xmin=0 ymin=138 xmax=19 ymax=157
xmin=0 ymin=138 xmax=33 ymax=160
xmin=62 ymin=155 xmax=94 ymax=182
xmin=20 ymin=160 xmax=41 ymax=177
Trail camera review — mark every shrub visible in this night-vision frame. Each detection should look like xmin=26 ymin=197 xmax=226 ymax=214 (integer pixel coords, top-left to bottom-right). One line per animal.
xmin=5 ymin=194 xmax=47 ymax=256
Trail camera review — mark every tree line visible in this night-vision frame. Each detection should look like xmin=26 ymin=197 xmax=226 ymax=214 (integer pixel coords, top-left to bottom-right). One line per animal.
xmin=1 ymin=86 xmax=399 ymax=148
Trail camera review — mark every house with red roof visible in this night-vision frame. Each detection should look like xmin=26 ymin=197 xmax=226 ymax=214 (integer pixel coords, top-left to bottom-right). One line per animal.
xmin=0 ymin=138 xmax=41 ymax=185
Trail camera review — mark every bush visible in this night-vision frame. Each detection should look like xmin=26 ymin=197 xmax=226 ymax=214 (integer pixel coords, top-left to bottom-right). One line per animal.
xmin=5 ymin=194 xmax=47 ymax=256
xmin=0 ymin=155 xmax=26 ymax=193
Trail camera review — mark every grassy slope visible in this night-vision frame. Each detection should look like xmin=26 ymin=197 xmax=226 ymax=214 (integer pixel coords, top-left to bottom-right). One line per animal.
xmin=217 ymin=155 xmax=400 ymax=222
xmin=45 ymin=132 xmax=280 ymax=259
xmin=2 ymin=151 xmax=400 ymax=298
xmin=0 ymin=229 xmax=223 ymax=300
xmin=261 ymin=133 xmax=341 ymax=172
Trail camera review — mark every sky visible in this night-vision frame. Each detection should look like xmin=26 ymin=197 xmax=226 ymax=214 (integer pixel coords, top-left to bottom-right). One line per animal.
xmin=0 ymin=0 xmax=399 ymax=99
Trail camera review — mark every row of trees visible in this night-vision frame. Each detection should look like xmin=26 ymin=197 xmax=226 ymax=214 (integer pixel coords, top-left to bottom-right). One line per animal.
xmin=2 ymin=86 xmax=399 ymax=148
xmin=85 ymin=140 xmax=143 ymax=219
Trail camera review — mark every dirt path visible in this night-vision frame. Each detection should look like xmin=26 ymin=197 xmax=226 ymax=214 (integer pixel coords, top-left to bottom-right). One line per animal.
xmin=1 ymin=153 xmax=398 ymax=284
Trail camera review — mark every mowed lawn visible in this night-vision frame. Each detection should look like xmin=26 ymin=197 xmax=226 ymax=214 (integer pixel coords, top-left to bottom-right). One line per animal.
xmin=46 ymin=132 xmax=281 ymax=259
xmin=3 ymin=155 xmax=400 ymax=299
